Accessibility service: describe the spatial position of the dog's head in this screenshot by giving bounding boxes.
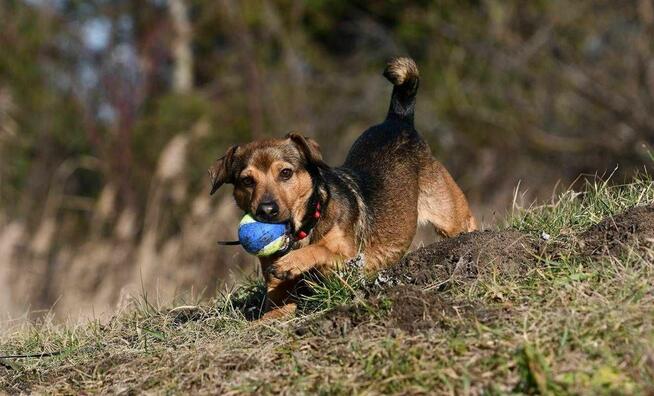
[208,133,325,229]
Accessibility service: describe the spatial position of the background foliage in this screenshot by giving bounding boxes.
[1,0,653,321]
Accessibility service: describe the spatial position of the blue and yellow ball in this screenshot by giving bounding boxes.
[238,214,291,257]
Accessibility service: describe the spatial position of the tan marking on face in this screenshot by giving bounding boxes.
[232,140,314,224]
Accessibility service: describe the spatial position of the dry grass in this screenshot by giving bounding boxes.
[2,176,654,394]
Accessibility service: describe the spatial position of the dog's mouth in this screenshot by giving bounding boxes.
[251,213,293,225]
[249,205,306,238]
[249,212,297,237]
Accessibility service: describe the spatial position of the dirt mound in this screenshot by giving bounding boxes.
[300,230,536,336]
[303,305,371,338]
[382,285,458,332]
[301,206,654,337]
[304,285,461,336]
[306,283,507,336]
[378,230,537,288]
[580,204,654,256]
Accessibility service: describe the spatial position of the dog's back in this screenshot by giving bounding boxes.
[342,58,475,270]
[345,57,424,173]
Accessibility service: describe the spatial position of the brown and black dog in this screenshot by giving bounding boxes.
[209,57,476,318]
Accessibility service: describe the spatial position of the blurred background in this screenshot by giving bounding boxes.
[2,0,654,323]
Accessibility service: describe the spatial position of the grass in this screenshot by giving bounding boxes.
[509,170,654,238]
[2,174,654,394]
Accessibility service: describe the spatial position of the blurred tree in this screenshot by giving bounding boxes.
[4,0,654,318]
[3,0,654,223]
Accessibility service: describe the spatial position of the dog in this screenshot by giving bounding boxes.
[209,57,476,319]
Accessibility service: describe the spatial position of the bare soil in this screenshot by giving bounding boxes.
[579,204,654,256]
[304,230,538,335]
[382,230,538,287]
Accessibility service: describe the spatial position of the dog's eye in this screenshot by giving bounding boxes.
[240,176,255,187]
[280,168,293,180]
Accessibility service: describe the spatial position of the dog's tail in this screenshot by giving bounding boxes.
[383,57,419,124]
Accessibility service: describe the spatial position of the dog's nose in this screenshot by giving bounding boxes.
[256,201,279,221]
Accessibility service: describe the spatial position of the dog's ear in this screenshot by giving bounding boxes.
[208,145,239,195]
[287,132,326,167]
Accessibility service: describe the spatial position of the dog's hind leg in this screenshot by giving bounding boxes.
[417,158,476,237]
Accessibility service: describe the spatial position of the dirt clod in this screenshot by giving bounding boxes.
[382,285,462,332]
[579,204,654,256]
[306,304,372,337]
[380,230,537,288]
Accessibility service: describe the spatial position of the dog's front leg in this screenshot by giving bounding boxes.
[257,246,335,320]
[261,226,356,319]
[259,249,333,320]
[256,257,298,320]
[269,244,340,281]
[261,277,296,320]
[258,248,335,321]
[270,225,357,280]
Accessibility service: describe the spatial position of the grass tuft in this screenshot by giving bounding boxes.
[298,262,367,314]
[509,171,654,239]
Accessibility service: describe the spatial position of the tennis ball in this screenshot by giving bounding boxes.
[238,214,291,257]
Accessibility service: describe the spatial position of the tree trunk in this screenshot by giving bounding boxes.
[169,0,193,93]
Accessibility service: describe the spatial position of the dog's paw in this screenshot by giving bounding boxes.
[268,255,304,281]
[257,303,297,322]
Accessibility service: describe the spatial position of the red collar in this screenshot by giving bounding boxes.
[294,201,321,240]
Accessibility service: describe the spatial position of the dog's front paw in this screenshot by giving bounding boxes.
[268,254,305,281]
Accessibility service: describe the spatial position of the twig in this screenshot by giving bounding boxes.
[0,350,65,370]
[0,350,63,359]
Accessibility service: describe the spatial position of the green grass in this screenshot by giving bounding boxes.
[297,263,367,314]
[2,174,654,394]
[509,170,654,239]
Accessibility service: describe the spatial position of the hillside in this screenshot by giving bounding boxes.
[2,176,654,394]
